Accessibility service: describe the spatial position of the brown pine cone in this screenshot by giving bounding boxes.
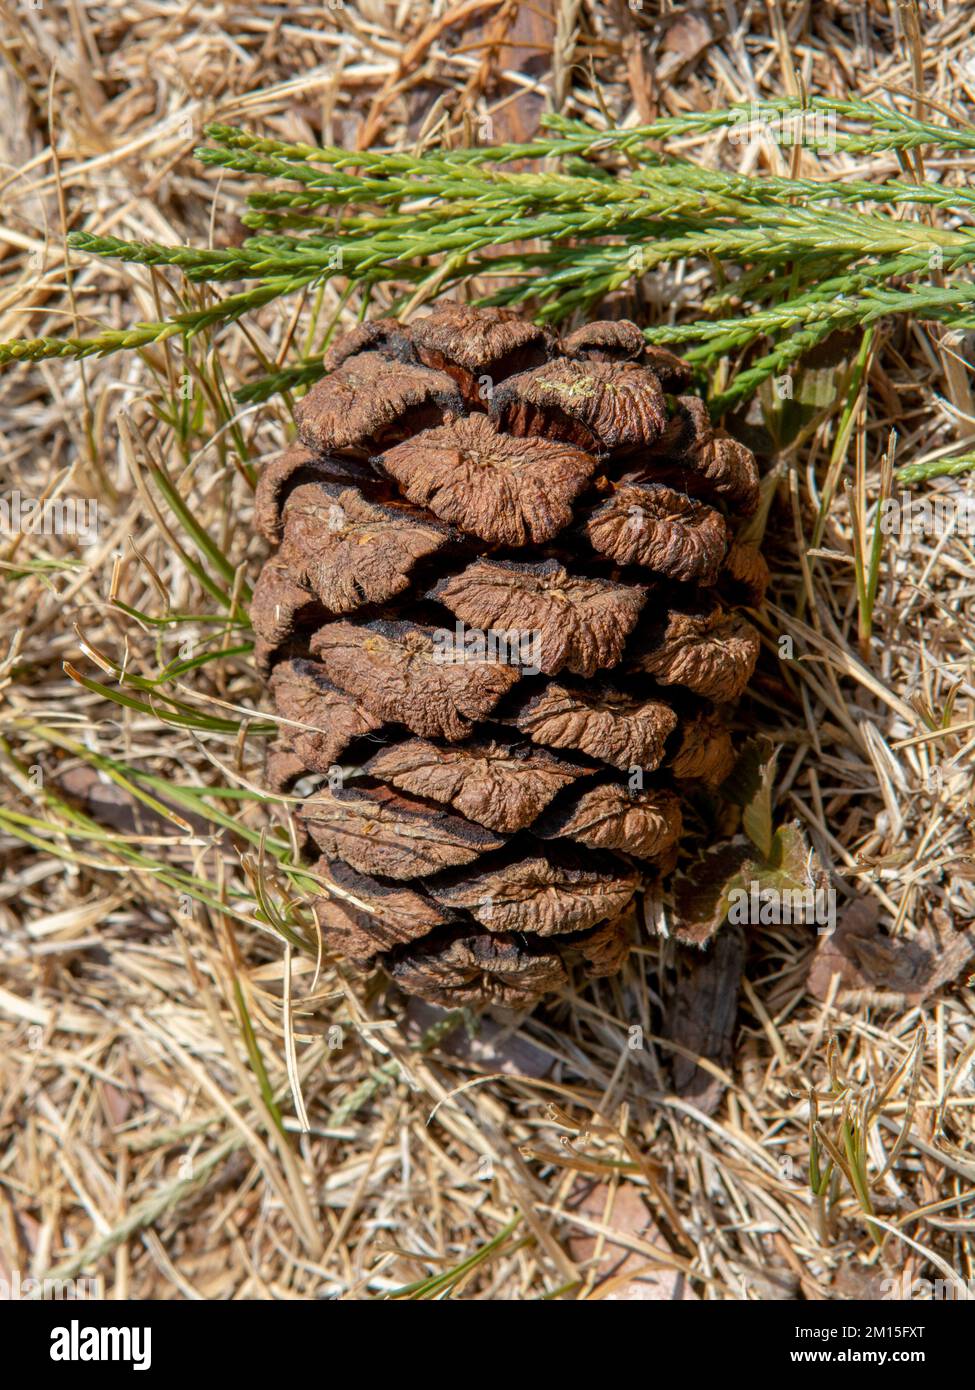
[251,304,765,1010]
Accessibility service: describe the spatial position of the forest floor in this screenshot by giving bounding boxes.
[1,0,974,1300]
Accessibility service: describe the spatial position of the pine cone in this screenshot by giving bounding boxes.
[251,304,765,1009]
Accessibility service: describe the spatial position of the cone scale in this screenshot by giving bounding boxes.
[251,304,766,1009]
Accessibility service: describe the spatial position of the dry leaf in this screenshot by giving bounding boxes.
[808,901,975,1005]
[566,1180,697,1301]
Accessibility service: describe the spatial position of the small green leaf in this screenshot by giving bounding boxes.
[720,736,774,808]
[758,329,858,450]
[721,737,778,859]
[673,837,755,945]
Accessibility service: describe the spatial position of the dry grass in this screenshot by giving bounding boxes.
[1,0,974,1301]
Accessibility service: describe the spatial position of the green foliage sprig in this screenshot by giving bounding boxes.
[4,95,975,474]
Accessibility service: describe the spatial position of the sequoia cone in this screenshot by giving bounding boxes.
[252,304,766,1009]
